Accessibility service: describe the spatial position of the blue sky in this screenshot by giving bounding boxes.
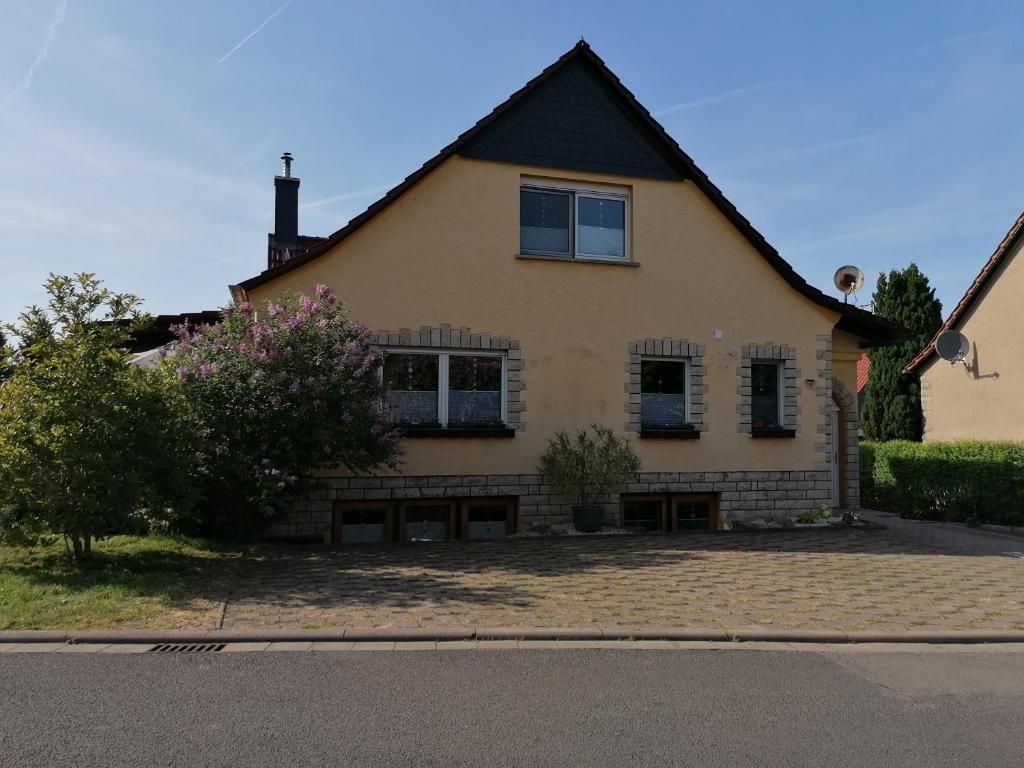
[1,0,1022,325]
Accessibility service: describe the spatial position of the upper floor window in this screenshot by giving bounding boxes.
[520,181,628,261]
[751,361,782,429]
[383,350,506,429]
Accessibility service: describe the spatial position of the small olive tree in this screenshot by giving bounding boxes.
[0,274,196,560]
[170,285,401,537]
[538,424,640,506]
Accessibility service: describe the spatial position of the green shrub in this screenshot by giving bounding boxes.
[169,285,400,538]
[859,441,876,508]
[0,274,198,560]
[860,440,1024,526]
[538,424,640,506]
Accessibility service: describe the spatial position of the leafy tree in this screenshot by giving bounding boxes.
[170,285,400,537]
[0,274,197,560]
[861,263,943,441]
[0,329,9,381]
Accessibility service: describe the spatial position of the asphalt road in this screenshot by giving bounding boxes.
[2,647,1023,767]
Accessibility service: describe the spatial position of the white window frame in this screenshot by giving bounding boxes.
[639,357,690,427]
[383,348,507,428]
[520,180,630,262]
[751,359,784,428]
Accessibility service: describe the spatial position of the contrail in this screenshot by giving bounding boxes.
[0,0,68,113]
[218,0,297,64]
[301,185,394,210]
[652,82,776,118]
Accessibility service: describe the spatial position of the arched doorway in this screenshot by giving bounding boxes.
[831,377,860,509]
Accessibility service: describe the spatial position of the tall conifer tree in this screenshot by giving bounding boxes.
[861,264,943,441]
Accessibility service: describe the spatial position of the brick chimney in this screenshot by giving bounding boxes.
[268,152,300,268]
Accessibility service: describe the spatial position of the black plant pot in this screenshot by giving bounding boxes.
[572,505,604,533]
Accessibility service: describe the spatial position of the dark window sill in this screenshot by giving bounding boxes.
[516,253,639,267]
[400,426,515,438]
[751,428,796,439]
[640,426,700,439]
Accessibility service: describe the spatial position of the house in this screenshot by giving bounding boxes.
[906,211,1024,441]
[119,311,222,367]
[856,353,870,411]
[233,41,902,542]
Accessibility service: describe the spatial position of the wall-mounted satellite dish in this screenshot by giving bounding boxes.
[935,329,970,364]
[833,265,865,303]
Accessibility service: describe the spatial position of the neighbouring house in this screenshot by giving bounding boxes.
[906,211,1024,441]
[123,311,222,367]
[856,353,870,412]
[233,41,902,542]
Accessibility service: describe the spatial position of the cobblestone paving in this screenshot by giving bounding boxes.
[222,515,1024,632]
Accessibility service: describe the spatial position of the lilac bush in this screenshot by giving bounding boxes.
[171,285,400,536]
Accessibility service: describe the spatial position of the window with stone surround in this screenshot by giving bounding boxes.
[738,344,800,437]
[383,350,505,429]
[627,338,705,437]
[750,361,782,429]
[372,326,524,435]
[641,359,688,428]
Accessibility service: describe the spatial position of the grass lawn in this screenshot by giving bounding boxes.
[0,536,239,630]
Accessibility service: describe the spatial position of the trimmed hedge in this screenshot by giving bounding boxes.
[860,440,1024,526]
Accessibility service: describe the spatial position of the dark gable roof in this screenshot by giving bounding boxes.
[906,211,1024,373]
[237,41,902,345]
[460,57,682,180]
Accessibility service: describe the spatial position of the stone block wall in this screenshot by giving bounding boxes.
[269,469,834,540]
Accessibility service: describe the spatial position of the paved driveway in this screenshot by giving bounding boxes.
[221,512,1024,633]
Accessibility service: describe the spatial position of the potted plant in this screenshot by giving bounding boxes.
[538,424,641,533]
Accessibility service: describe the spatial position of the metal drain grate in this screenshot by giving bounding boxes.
[147,643,226,653]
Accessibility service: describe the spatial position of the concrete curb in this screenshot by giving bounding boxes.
[4,627,1024,646]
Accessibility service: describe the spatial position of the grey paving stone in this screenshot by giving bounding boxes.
[56,644,111,653]
[6,643,66,653]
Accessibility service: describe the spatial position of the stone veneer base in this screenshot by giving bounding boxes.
[270,471,838,540]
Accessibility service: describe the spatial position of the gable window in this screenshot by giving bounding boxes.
[520,182,628,261]
[640,359,688,428]
[751,361,782,429]
[520,189,571,254]
[383,350,506,430]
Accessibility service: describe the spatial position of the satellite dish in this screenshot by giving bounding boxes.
[935,329,970,364]
[833,265,865,297]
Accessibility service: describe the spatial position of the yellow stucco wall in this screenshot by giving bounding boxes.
[832,330,861,410]
[920,236,1024,441]
[246,156,842,476]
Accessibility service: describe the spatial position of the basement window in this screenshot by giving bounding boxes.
[622,497,665,532]
[463,499,516,540]
[621,494,719,532]
[332,502,390,545]
[520,181,628,261]
[332,497,517,544]
[400,501,455,542]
